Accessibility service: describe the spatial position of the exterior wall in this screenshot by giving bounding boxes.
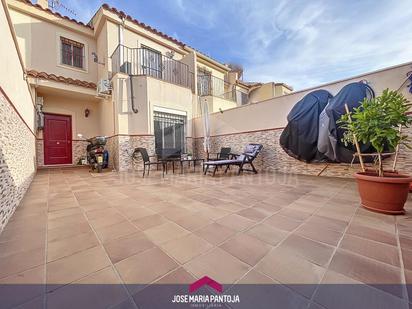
[110,74,193,171]
[9,4,98,83]
[0,0,36,233]
[275,84,293,96]
[202,96,237,113]
[249,82,275,103]
[193,62,412,178]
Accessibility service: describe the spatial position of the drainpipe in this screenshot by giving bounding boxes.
[129,76,138,113]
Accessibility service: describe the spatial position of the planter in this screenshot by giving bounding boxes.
[355,172,412,215]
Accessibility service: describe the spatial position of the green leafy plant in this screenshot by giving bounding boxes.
[339,89,411,176]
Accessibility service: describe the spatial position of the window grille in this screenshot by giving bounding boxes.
[153,111,186,154]
[61,37,84,69]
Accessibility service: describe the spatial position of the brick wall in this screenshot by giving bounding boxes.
[193,126,412,178]
[0,91,36,232]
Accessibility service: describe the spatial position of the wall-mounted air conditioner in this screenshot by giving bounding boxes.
[97,79,112,96]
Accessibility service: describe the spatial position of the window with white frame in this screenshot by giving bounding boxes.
[60,37,84,69]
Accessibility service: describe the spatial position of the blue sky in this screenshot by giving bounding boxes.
[56,0,412,90]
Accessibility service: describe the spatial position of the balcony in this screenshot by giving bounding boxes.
[197,74,248,106]
[111,45,194,90]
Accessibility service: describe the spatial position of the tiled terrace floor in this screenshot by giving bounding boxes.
[1,167,412,308]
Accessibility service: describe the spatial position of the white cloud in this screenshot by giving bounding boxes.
[60,0,412,90]
[236,0,412,89]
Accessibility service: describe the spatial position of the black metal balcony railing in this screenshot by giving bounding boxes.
[197,74,231,98]
[111,45,193,90]
[198,75,249,105]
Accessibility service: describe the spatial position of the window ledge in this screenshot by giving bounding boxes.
[57,63,88,74]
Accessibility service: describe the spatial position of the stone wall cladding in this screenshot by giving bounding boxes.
[106,136,118,170]
[0,92,36,233]
[193,126,412,178]
[117,135,155,172]
[36,139,88,167]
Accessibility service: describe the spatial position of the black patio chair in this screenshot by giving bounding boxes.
[207,147,232,161]
[132,148,165,177]
[203,144,263,176]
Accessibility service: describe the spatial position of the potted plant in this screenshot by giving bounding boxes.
[339,89,412,214]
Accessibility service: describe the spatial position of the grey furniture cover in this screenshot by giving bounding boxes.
[280,90,333,162]
[317,82,375,162]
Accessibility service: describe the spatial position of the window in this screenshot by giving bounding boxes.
[141,45,162,79]
[154,111,186,154]
[60,37,84,69]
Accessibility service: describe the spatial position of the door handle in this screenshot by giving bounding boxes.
[56,142,60,145]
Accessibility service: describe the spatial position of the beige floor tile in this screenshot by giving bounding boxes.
[184,248,250,284]
[46,246,111,287]
[346,223,397,246]
[121,207,157,221]
[216,214,256,232]
[265,214,302,232]
[0,265,45,309]
[88,213,126,229]
[160,206,194,221]
[47,232,99,262]
[155,267,196,284]
[160,234,213,264]
[0,247,45,279]
[246,224,288,246]
[306,215,348,233]
[237,269,275,284]
[278,234,335,267]
[132,214,168,230]
[47,267,129,309]
[0,233,45,258]
[94,221,139,243]
[47,221,93,243]
[194,223,236,245]
[295,223,343,246]
[143,222,190,244]
[255,247,326,298]
[329,249,402,285]
[197,207,231,220]
[339,234,400,267]
[174,213,213,231]
[237,208,267,221]
[220,233,271,266]
[277,208,312,221]
[115,247,178,286]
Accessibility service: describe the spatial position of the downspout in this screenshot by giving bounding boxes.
[129,76,138,113]
[118,16,138,114]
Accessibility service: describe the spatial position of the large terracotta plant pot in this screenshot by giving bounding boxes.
[355,172,412,215]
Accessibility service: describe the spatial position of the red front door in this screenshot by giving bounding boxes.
[44,113,72,165]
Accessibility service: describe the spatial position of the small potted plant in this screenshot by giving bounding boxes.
[187,152,193,160]
[339,89,412,214]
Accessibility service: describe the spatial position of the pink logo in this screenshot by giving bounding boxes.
[189,276,223,293]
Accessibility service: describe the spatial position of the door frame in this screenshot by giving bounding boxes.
[43,112,73,165]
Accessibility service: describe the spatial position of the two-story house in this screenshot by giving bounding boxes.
[7,0,293,171]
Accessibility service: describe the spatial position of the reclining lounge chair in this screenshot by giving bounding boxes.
[203,144,263,176]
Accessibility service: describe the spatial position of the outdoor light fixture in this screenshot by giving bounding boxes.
[84,108,90,118]
[91,52,105,65]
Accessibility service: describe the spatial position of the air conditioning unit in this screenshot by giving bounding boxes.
[97,79,112,96]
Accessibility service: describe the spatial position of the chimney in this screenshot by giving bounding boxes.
[37,0,48,9]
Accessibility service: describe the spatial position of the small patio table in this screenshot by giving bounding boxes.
[180,158,204,174]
